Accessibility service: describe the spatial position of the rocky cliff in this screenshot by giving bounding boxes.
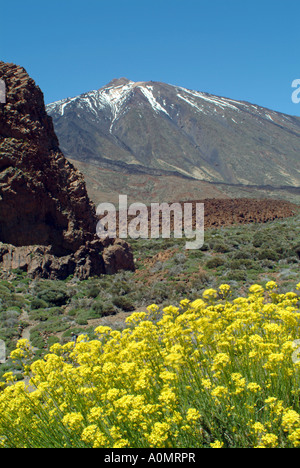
[0,62,134,279]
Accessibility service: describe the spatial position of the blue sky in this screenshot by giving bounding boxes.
[1,0,300,115]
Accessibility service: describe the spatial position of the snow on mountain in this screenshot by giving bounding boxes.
[48,79,286,126]
[48,80,167,120]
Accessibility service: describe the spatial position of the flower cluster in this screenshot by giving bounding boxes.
[0,282,300,448]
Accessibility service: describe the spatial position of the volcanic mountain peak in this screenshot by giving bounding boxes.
[47,78,167,119]
[103,77,135,88]
[47,78,300,188]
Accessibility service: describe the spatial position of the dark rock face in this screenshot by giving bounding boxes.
[0,62,135,278]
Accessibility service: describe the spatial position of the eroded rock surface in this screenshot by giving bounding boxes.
[0,62,135,278]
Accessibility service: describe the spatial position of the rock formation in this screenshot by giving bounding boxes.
[0,62,135,279]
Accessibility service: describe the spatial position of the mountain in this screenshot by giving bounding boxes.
[47,78,300,192]
[0,62,134,279]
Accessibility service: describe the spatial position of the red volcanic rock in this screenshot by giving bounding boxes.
[0,62,134,278]
[102,239,136,275]
[112,198,298,235]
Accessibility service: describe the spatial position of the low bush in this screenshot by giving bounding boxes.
[206,257,225,269]
[35,282,70,307]
[112,296,135,312]
[257,249,279,262]
[226,270,247,281]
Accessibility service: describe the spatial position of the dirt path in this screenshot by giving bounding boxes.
[18,310,38,350]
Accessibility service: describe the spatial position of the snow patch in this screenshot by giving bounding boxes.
[266,113,274,122]
[177,87,241,111]
[138,86,170,116]
[97,81,136,132]
[177,94,205,113]
[47,97,78,116]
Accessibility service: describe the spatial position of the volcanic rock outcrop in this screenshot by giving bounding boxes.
[0,62,134,279]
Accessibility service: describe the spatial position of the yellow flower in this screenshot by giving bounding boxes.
[147,304,160,313]
[113,438,130,448]
[210,440,224,448]
[218,284,231,299]
[260,433,278,448]
[81,425,108,448]
[2,372,16,384]
[62,412,84,432]
[10,339,32,361]
[201,378,212,390]
[147,422,170,447]
[159,370,177,382]
[186,408,201,423]
[288,428,300,447]
[212,353,230,371]
[249,284,264,295]
[180,299,191,308]
[252,422,266,434]
[190,298,205,309]
[263,353,285,370]
[282,410,300,432]
[266,281,278,291]
[203,288,218,301]
[94,326,112,336]
[158,387,177,406]
[247,382,261,393]
[211,386,229,399]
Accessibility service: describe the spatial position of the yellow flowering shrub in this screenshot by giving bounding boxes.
[0,282,300,448]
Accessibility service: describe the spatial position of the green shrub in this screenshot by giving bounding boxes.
[227,258,255,270]
[257,249,279,261]
[86,286,101,299]
[211,242,231,253]
[252,232,272,248]
[29,307,63,322]
[187,250,205,259]
[0,281,15,293]
[31,317,70,336]
[30,330,45,349]
[35,282,70,307]
[76,317,88,325]
[90,301,103,314]
[206,257,225,269]
[101,302,118,316]
[112,296,135,312]
[226,270,247,281]
[232,250,252,260]
[30,298,48,310]
[47,336,60,349]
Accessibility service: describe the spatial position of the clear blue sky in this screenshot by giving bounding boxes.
[1,0,300,115]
